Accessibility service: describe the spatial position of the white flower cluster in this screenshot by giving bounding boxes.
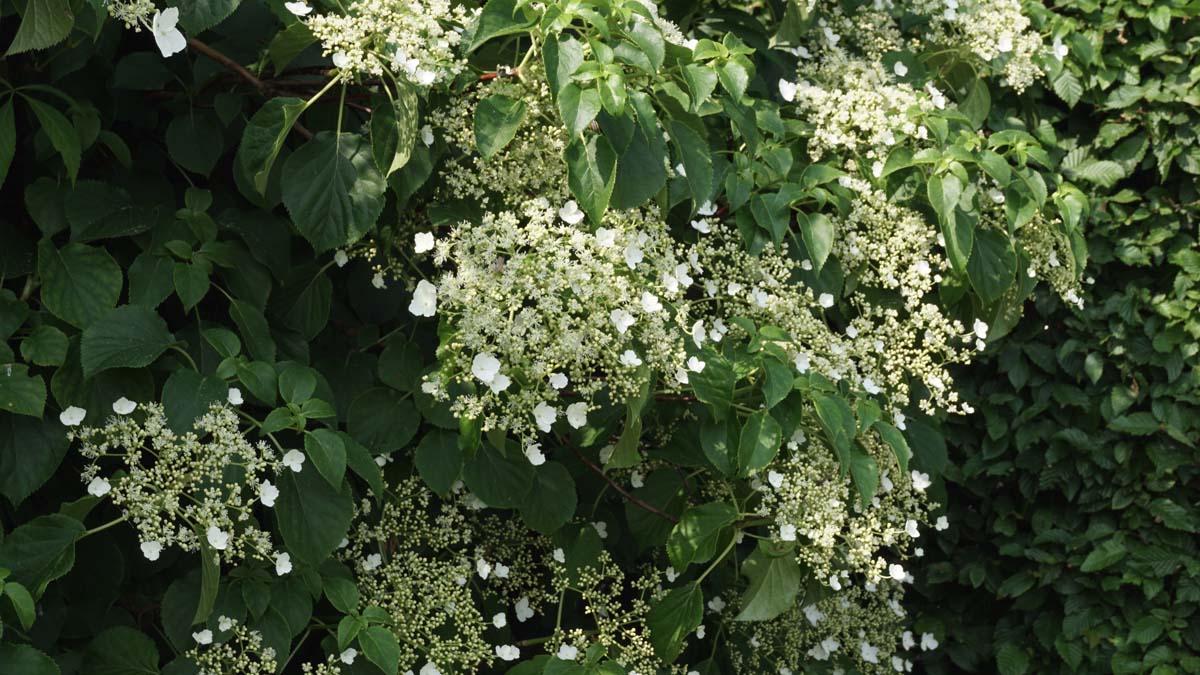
[920,0,1045,91]
[74,402,289,566]
[304,0,470,84]
[418,200,688,439]
[188,616,278,675]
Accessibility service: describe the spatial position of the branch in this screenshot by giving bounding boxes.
[571,447,679,524]
[187,37,314,140]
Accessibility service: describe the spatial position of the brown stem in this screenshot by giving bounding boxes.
[187,37,314,140]
[571,447,679,524]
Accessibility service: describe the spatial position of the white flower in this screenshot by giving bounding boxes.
[686,356,706,373]
[829,574,842,591]
[532,403,557,432]
[779,524,797,541]
[803,604,825,626]
[920,633,939,651]
[935,515,950,531]
[371,272,386,289]
[206,526,229,551]
[113,397,137,415]
[690,218,712,234]
[192,629,213,645]
[910,471,931,491]
[420,663,442,675]
[707,596,726,612]
[552,644,579,662]
[282,449,305,472]
[893,61,908,77]
[339,648,357,665]
[493,612,507,628]
[905,519,920,538]
[619,350,642,367]
[674,163,686,177]
[696,624,706,638]
[334,250,349,267]
[872,161,884,178]
[794,352,811,373]
[610,309,636,334]
[823,25,840,45]
[514,597,534,622]
[218,616,234,631]
[408,280,438,317]
[259,480,279,507]
[548,373,568,389]
[332,52,352,69]
[87,476,111,497]
[818,293,835,308]
[697,200,717,216]
[630,470,644,488]
[363,553,382,571]
[476,558,492,579]
[495,645,520,661]
[414,231,435,253]
[566,402,588,429]
[494,562,509,578]
[284,1,312,15]
[861,641,880,664]
[666,566,678,582]
[778,79,798,102]
[558,200,586,224]
[152,9,186,58]
[1053,36,1069,61]
[552,548,565,563]
[227,387,244,406]
[592,521,608,538]
[691,320,706,347]
[141,541,163,561]
[59,406,86,426]
[275,552,292,575]
[524,443,546,466]
[640,292,662,313]
[894,412,907,430]
[595,227,616,247]
[973,319,989,340]
[471,353,502,384]
[489,373,511,394]
[767,471,784,489]
[420,125,435,146]
[598,444,615,464]
[624,242,644,269]
[863,378,881,395]
[997,32,1013,52]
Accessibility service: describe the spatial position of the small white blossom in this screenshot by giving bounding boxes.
[284,1,312,15]
[339,648,357,665]
[935,515,950,531]
[60,406,86,426]
[893,61,908,76]
[282,449,305,472]
[515,597,534,622]
[687,356,706,373]
[152,9,186,58]
[610,309,636,334]
[495,645,520,661]
[414,231,435,253]
[471,353,502,384]
[818,293,835,308]
[420,125,435,146]
[779,523,797,541]
[493,612,507,628]
[408,280,438,317]
[524,443,546,466]
[558,201,585,224]
[707,596,726,612]
[334,250,349,267]
[275,552,292,575]
[227,388,243,406]
[557,644,579,661]
[141,541,162,561]
[641,292,663,313]
[778,79,798,102]
[905,520,920,538]
[566,402,588,429]
[259,480,279,507]
[532,403,557,432]
[87,476,111,497]
[619,350,642,367]
[592,521,608,538]
[113,397,137,415]
[193,629,213,645]
[363,553,382,571]
[548,373,568,390]
[206,526,229,551]
[921,633,939,650]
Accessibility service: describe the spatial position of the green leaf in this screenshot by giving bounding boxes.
[735,543,801,621]
[229,299,276,363]
[689,353,735,416]
[25,97,80,183]
[238,97,306,195]
[799,212,834,272]
[0,364,47,418]
[873,422,910,474]
[558,84,602,138]
[737,411,782,477]
[670,120,713,208]
[1109,412,1159,436]
[171,0,239,32]
[38,239,123,329]
[848,448,879,507]
[518,461,577,534]
[0,513,84,597]
[475,94,527,160]
[359,625,401,675]
[80,305,175,379]
[21,324,68,366]
[960,79,990,128]
[0,101,15,189]
[1129,615,1165,644]
[267,21,316,74]
[667,501,737,569]
[626,19,664,71]
[160,369,225,434]
[371,84,419,175]
[1079,537,1126,572]
[700,418,735,475]
[0,414,70,505]
[996,643,1030,675]
[194,539,219,625]
[347,387,420,452]
[276,464,354,565]
[928,173,972,272]
[682,65,718,113]
[415,429,463,494]
[1052,69,1083,108]
[305,428,347,488]
[565,134,617,225]
[6,0,73,56]
[966,228,1016,304]
[462,441,534,508]
[4,580,37,629]
[543,34,584,96]
[83,626,160,675]
[324,577,359,614]
[282,131,386,252]
[469,0,535,52]
[165,111,224,176]
[172,261,209,310]
[647,582,704,662]
[812,392,855,469]
[0,643,59,675]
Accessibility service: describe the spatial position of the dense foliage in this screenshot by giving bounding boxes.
[0,0,1193,674]
[915,1,1200,673]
